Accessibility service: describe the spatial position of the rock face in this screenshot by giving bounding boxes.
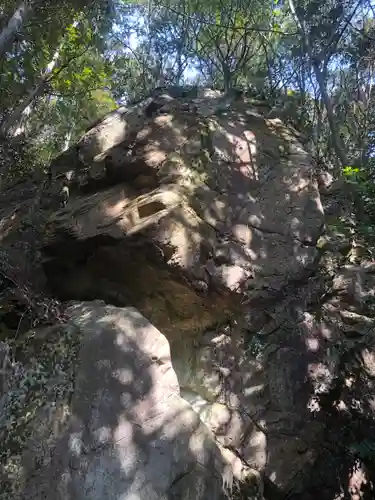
[43,87,323,352]
[19,302,234,500]
[34,87,327,497]
[45,87,323,295]
[2,87,347,499]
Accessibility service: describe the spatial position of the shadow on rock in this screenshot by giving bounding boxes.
[18,302,232,500]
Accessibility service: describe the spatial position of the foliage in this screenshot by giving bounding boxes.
[0,0,374,177]
[349,439,375,461]
[342,163,375,245]
[0,322,80,499]
[0,0,116,167]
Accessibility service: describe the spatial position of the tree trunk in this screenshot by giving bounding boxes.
[62,128,73,152]
[0,21,79,137]
[313,63,348,166]
[0,81,46,136]
[222,63,231,93]
[0,1,33,59]
[287,0,348,168]
[176,48,183,86]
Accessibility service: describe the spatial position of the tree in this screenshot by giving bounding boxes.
[0,1,34,59]
[0,0,115,137]
[286,0,362,167]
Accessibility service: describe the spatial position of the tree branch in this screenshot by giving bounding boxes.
[163,4,297,36]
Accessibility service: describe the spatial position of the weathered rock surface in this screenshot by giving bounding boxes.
[44,87,323,302]
[4,87,375,500]
[41,87,324,370]
[17,302,236,500]
[32,87,326,497]
[174,318,322,496]
[171,256,375,498]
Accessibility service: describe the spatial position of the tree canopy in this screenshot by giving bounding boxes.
[1,0,375,216]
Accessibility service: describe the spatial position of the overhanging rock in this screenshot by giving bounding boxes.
[44,87,324,301]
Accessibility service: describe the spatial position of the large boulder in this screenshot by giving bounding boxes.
[29,88,327,497]
[42,87,324,353]
[13,302,239,500]
[0,87,332,499]
[44,87,323,295]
